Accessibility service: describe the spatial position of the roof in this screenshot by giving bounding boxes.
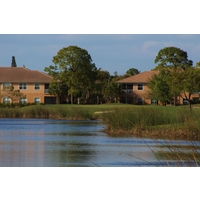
[118,70,159,83]
[0,67,53,83]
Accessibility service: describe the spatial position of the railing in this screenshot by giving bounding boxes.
[192,92,200,95]
[44,89,49,94]
[123,89,133,93]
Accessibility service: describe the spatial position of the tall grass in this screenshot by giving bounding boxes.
[0,105,94,120]
[102,106,200,140]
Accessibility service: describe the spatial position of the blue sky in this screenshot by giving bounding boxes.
[1,34,200,75]
[1,1,200,76]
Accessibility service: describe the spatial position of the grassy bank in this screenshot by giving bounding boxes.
[0,103,134,120]
[1,104,200,140]
[102,106,200,140]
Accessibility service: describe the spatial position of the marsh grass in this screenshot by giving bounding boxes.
[152,140,200,166]
[54,107,93,120]
[102,106,200,140]
[0,105,94,120]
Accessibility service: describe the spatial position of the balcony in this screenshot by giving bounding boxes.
[123,89,133,94]
[44,89,49,94]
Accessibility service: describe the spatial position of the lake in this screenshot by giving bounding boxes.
[0,118,199,167]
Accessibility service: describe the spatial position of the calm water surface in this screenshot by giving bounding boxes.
[0,119,199,167]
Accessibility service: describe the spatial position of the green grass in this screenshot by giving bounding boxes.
[101,105,200,140]
[1,103,200,140]
[0,103,136,120]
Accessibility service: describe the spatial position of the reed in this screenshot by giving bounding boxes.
[102,106,200,140]
[0,107,22,118]
[152,139,200,166]
[0,105,94,120]
[54,106,93,120]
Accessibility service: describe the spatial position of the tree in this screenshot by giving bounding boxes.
[154,47,193,70]
[11,56,17,67]
[125,68,140,76]
[102,75,123,103]
[153,47,193,106]
[44,46,98,104]
[48,78,68,104]
[196,62,200,67]
[93,69,111,103]
[0,85,25,105]
[179,67,200,112]
[147,70,172,105]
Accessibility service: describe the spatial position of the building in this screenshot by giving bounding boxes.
[118,71,158,104]
[118,70,200,105]
[0,66,56,104]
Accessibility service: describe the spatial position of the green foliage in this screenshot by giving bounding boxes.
[147,70,172,105]
[149,46,199,108]
[196,62,200,67]
[102,106,200,140]
[125,68,140,76]
[181,67,200,95]
[44,46,98,104]
[154,46,193,70]
[0,85,26,104]
[102,76,123,103]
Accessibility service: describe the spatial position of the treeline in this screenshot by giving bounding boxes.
[147,47,200,111]
[44,45,139,104]
[45,45,200,107]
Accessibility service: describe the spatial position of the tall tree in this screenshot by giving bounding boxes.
[153,47,193,105]
[147,70,172,105]
[125,68,140,76]
[93,69,111,103]
[196,61,200,67]
[154,47,193,70]
[180,67,200,112]
[102,75,123,103]
[44,46,97,104]
[11,56,17,67]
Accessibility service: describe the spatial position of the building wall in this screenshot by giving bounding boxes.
[120,82,200,105]
[121,83,151,104]
[0,82,54,104]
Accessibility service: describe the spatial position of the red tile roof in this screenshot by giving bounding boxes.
[118,70,159,83]
[0,67,53,83]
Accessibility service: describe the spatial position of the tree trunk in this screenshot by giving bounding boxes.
[56,95,60,104]
[188,94,192,114]
[71,94,73,104]
[174,94,176,106]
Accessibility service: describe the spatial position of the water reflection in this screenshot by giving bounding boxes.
[0,119,199,167]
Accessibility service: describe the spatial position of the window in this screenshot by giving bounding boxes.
[3,83,12,89]
[138,98,143,104]
[34,98,40,104]
[19,83,27,90]
[122,84,133,93]
[183,98,189,104]
[44,84,49,94]
[122,84,133,90]
[137,84,143,90]
[34,83,40,90]
[151,99,158,104]
[3,97,11,104]
[20,98,27,104]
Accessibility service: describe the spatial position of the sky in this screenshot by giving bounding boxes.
[1,1,200,77]
[1,34,200,75]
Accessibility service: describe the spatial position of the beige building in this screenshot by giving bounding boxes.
[118,71,158,104]
[0,66,56,104]
[118,70,200,105]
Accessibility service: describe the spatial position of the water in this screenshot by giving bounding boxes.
[0,118,199,167]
